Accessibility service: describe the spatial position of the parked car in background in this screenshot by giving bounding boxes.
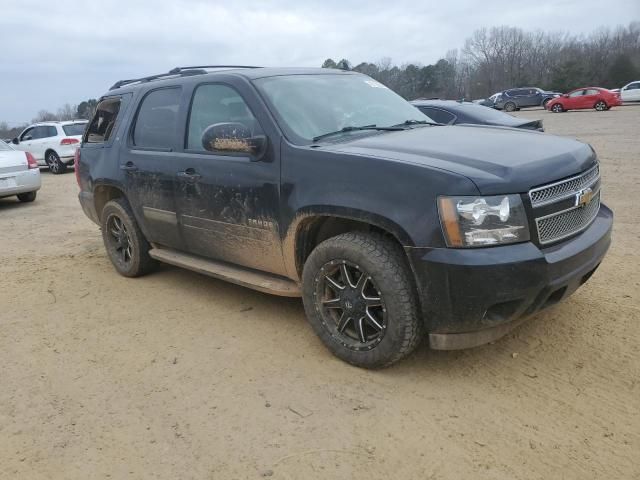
[412,100,544,131]
[473,93,501,108]
[0,140,41,203]
[11,120,87,174]
[546,87,622,112]
[620,81,640,102]
[77,66,611,368]
[494,87,561,111]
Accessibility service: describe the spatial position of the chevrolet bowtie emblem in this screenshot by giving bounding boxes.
[576,187,594,207]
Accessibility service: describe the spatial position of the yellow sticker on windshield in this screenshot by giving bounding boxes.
[364,80,387,89]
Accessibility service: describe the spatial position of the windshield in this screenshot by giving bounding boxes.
[254,74,433,144]
[0,140,13,151]
[63,123,87,136]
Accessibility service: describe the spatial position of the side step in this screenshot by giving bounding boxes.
[148,248,301,297]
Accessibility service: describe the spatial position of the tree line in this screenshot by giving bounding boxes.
[322,22,640,100]
[0,99,98,139]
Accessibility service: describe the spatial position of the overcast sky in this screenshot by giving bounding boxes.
[1,0,638,123]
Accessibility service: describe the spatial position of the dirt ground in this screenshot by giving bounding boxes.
[1,105,639,480]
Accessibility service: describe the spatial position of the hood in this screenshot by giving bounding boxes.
[321,125,596,195]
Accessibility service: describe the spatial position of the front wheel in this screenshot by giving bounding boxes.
[45,151,66,174]
[101,198,156,277]
[302,232,423,369]
[551,103,564,113]
[595,101,607,111]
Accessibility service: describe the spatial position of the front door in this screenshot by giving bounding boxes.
[173,82,285,275]
[121,86,184,250]
[566,89,586,109]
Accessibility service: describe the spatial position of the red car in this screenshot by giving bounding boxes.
[546,87,622,112]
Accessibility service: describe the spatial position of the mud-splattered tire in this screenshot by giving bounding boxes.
[101,198,156,277]
[302,232,423,369]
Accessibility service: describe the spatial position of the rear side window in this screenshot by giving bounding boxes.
[63,123,87,136]
[568,90,585,98]
[585,89,599,95]
[85,98,122,143]
[133,88,181,149]
[418,107,455,125]
[47,126,58,137]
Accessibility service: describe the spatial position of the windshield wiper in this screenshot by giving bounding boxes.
[312,125,403,142]
[391,119,442,127]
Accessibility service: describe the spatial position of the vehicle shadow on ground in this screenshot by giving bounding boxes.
[0,197,30,211]
[147,261,578,377]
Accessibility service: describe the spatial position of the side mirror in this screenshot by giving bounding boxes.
[201,122,266,160]
[11,137,19,144]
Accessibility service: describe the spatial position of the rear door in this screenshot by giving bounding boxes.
[622,82,640,102]
[172,81,285,275]
[121,87,185,250]
[580,89,599,109]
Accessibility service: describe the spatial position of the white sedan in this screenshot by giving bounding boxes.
[0,141,41,203]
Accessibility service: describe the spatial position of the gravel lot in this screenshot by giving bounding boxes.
[1,105,638,479]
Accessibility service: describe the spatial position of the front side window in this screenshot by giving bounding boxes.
[85,98,122,143]
[186,84,261,152]
[254,74,430,144]
[20,127,35,141]
[132,88,181,149]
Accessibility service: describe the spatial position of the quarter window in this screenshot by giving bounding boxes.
[85,97,122,143]
[133,88,181,149]
[186,84,261,152]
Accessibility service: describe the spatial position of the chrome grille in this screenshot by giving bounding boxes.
[535,191,601,245]
[529,164,599,206]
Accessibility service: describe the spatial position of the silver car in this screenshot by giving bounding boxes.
[0,141,41,203]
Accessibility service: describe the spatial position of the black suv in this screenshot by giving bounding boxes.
[494,87,561,111]
[77,66,612,368]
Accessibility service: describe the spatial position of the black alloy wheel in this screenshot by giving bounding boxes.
[315,259,387,351]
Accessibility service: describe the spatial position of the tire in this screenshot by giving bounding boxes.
[45,151,66,174]
[595,100,607,111]
[17,191,36,202]
[551,103,564,113]
[302,232,423,369]
[504,102,517,112]
[100,198,156,277]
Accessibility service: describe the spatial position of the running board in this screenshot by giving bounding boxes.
[148,248,301,297]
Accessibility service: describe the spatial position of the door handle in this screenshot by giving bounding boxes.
[177,168,202,183]
[120,162,138,172]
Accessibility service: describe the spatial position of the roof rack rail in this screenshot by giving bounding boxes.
[109,65,262,90]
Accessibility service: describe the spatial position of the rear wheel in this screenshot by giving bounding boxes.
[101,198,156,277]
[595,100,607,111]
[551,103,564,113]
[17,191,36,202]
[302,232,423,369]
[504,102,517,112]
[45,151,66,174]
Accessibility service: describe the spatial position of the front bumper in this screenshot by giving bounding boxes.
[406,204,613,350]
[0,168,41,197]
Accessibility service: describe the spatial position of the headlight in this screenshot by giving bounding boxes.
[438,195,530,247]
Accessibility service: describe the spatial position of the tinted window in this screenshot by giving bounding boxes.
[133,88,181,149]
[418,107,455,124]
[63,123,87,136]
[627,83,640,90]
[85,97,121,143]
[30,126,51,139]
[46,126,58,137]
[186,84,261,152]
